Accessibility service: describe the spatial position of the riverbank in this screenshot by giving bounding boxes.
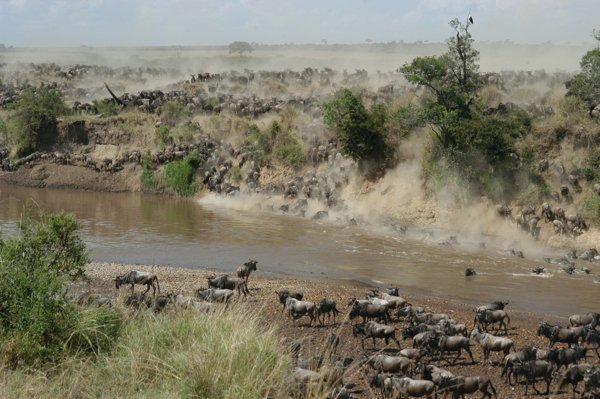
[77,262,590,399]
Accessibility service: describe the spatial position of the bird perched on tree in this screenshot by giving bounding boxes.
[468,15,474,24]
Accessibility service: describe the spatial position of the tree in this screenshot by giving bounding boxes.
[9,87,70,156]
[228,41,253,56]
[399,17,482,147]
[322,88,390,169]
[566,30,600,115]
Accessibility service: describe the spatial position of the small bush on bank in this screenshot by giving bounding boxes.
[160,101,186,126]
[8,87,70,157]
[140,151,157,190]
[581,194,600,225]
[92,99,120,117]
[226,165,242,183]
[164,150,202,196]
[154,125,170,147]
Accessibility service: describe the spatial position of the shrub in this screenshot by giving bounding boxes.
[164,150,202,196]
[140,151,157,190]
[581,194,600,225]
[92,99,120,117]
[154,125,170,147]
[275,143,304,168]
[160,101,186,126]
[0,212,93,365]
[226,165,242,183]
[8,87,70,156]
[243,123,273,165]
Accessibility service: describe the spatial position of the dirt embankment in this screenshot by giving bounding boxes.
[80,262,593,399]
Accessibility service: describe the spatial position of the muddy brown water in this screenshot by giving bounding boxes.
[0,184,598,318]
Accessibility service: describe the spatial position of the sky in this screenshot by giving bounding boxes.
[0,0,599,47]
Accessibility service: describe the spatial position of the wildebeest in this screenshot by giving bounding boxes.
[569,312,600,327]
[275,290,303,313]
[425,334,475,364]
[196,288,234,303]
[556,363,596,398]
[556,346,588,370]
[236,259,258,287]
[349,301,391,324]
[510,360,555,396]
[474,309,510,333]
[470,328,515,363]
[372,373,436,399]
[75,292,112,308]
[167,293,216,313]
[115,270,160,296]
[475,300,509,313]
[352,321,401,350]
[420,363,455,389]
[537,322,587,347]
[365,354,416,375]
[285,297,317,326]
[440,375,498,399]
[501,346,537,383]
[207,275,249,297]
[585,329,600,358]
[316,299,340,325]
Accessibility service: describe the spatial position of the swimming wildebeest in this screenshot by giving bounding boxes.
[115,270,160,296]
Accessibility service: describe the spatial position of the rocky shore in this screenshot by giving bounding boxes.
[77,262,591,399]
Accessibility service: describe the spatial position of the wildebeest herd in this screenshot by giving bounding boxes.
[74,261,599,399]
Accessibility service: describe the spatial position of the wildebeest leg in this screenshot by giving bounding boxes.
[452,349,461,365]
[393,337,401,349]
[143,283,151,295]
[466,346,475,364]
[130,283,135,295]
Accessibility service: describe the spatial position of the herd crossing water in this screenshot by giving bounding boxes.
[0,184,597,318]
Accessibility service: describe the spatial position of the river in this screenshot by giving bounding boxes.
[0,184,597,318]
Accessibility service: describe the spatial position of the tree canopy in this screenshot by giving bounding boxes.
[566,30,600,114]
[228,41,253,56]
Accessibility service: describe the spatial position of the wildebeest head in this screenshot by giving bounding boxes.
[352,324,365,337]
[244,259,258,271]
[115,275,126,289]
[385,287,399,296]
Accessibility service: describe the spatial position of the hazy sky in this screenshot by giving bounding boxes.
[1,0,599,47]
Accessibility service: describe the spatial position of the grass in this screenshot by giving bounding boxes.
[581,194,600,226]
[0,305,293,399]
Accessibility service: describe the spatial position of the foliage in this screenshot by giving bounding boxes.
[228,41,254,56]
[154,125,170,147]
[399,18,482,147]
[160,101,186,126]
[140,151,157,190]
[385,103,423,142]
[92,99,120,117]
[8,87,70,156]
[581,147,600,181]
[322,88,391,168]
[581,194,600,226]
[566,31,600,114]
[226,165,243,183]
[243,121,305,167]
[0,307,292,398]
[0,212,119,366]
[164,150,202,196]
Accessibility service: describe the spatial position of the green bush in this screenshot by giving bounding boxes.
[160,101,186,126]
[581,194,600,225]
[243,123,273,164]
[0,212,94,366]
[322,88,391,169]
[8,87,70,156]
[226,165,243,183]
[154,125,170,147]
[140,151,157,190]
[164,150,202,196]
[92,99,120,117]
[275,143,304,168]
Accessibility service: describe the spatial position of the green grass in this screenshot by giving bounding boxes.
[0,306,293,399]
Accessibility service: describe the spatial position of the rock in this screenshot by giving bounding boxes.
[465,268,476,276]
